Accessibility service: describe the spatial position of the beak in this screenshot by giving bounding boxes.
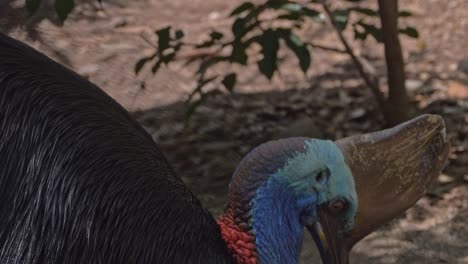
[335,114,449,249]
[306,207,349,264]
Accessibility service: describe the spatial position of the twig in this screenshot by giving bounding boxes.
[174,40,346,61]
[306,42,347,53]
[175,49,223,60]
[139,33,157,48]
[321,2,386,108]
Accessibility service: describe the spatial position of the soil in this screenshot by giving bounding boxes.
[1,0,467,263]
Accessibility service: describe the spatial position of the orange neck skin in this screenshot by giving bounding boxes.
[217,212,258,264]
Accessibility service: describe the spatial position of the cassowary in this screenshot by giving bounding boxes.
[0,33,449,264]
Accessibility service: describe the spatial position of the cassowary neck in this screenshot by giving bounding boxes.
[217,176,304,264]
[217,138,309,264]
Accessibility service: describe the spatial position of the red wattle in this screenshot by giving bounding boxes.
[217,213,258,264]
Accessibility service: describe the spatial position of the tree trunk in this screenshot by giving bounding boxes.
[378,0,410,125]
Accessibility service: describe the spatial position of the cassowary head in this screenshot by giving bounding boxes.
[218,115,448,264]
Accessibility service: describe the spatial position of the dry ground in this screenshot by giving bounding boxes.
[1,0,467,263]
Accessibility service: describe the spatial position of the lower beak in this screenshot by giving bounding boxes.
[306,208,349,264]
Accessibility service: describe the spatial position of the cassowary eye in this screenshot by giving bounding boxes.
[328,199,347,215]
[315,168,330,184]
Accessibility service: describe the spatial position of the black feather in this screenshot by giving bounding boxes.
[0,33,234,264]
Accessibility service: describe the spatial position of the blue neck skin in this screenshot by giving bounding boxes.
[251,175,316,264]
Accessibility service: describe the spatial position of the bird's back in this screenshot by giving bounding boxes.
[0,33,233,264]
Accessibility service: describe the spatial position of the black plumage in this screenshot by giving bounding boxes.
[0,33,234,264]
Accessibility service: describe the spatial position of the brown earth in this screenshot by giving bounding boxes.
[1,0,467,263]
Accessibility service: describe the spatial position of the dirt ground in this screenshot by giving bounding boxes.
[1,0,467,263]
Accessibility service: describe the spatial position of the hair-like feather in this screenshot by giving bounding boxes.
[0,33,234,264]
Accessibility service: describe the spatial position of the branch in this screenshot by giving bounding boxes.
[175,49,223,60]
[321,2,386,108]
[377,0,409,124]
[306,42,347,53]
[172,40,347,62]
[140,33,157,48]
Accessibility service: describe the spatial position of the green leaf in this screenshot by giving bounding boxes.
[283,32,311,73]
[156,26,171,53]
[232,15,260,41]
[230,41,248,65]
[210,31,224,40]
[257,29,279,79]
[399,27,419,38]
[230,2,255,16]
[222,73,237,92]
[280,3,320,18]
[302,7,320,18]
[196,40,215,48]
[134,53,157,74]
[352,7,378,17]
[277,13,303,21]
[134,59,148,75]
[266,0,289,9]
[161,52,176,65]
[175,30,185,39]
[398,10,413,17]
[353,27,368,40]
[232,17,245,37]
[281,3,302,12]
[151,60,163,74]
[358,22,382,42]
[55,0,74,22]
[332,9,350,31]
[26,0,42,15]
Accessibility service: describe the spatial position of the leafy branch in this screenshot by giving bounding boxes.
[135,0,419,118]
